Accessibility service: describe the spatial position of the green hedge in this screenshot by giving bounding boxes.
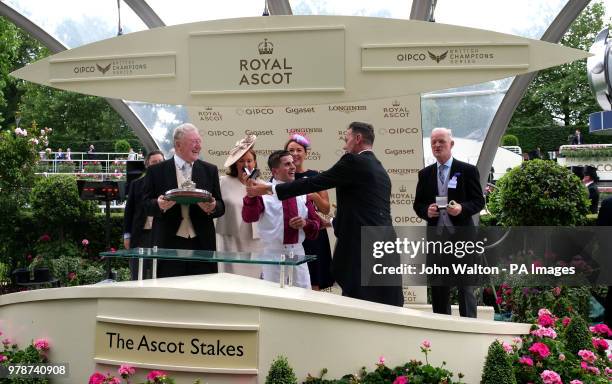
[505,125,612,153]
[7,212,125,271]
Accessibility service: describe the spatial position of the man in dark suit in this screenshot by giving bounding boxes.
[247,122,403,306]
[123,150,164,279]
[583,165,599,214]
[571,128,584,145]
[144,123,225,277]
[413,128,485,317]
[596,197,612,327]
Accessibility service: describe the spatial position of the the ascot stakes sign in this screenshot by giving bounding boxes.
[94,318,258,373]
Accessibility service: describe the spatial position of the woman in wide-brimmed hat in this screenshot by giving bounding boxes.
[216,135,262,278]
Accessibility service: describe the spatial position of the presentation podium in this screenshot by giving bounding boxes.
[0,273,529,383]
[101,248,314,286]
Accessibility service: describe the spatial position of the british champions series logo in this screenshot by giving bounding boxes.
[239,39,292,86]
[96,63,111,74]
[428,50,448,63]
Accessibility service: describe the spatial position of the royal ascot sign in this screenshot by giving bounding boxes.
[94,319,258,373]
[189,27,345,94]
[11,16,588,106]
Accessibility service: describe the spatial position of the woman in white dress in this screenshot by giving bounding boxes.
[215,135,262,278]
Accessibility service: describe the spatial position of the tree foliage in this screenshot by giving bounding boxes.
[0,16,47,128]
[510,2,608,128]
[0,16,139,152]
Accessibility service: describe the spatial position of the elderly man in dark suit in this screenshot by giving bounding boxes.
[247,122,403,306]
[123,150,164,279]
[413,127,485,317]
[144,123,225,277]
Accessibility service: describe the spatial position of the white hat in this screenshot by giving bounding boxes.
[223,135,257,168]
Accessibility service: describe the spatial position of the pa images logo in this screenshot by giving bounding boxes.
[428,50,448,63]
[96,63,111,75]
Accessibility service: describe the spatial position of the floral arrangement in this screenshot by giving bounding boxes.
[83,161,103,173]
[88,365,203,384]
[559,144,612,158]
[305,340,463,383]
[486,308,612,383]
[0,329,50,383]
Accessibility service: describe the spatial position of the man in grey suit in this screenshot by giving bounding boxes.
[247,122,403,306]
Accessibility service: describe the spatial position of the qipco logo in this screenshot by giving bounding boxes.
[236,107,274,116]
[207,130,234,137]
[378,127,419,135]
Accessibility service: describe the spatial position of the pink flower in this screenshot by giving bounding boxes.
[592,337,609,351]
[26,254,32,261]
[67,272,76,281]
[118,364,135,377]
[589,323,612,337]
[0,354,7,362]
[82,239,89,246]
[39,234,51,242]
[570,381,583,384]
[146,370,166,381]
[530,326,557,339]
[605,367,612,377]
[88,372,106,384]
[502,342,513,353]
[512,337,522,344]
[33,338,49,351]
[578,349,596,364]
[537,308,552,316]
[540,370,562,384]
[495,296,503,305]
[537,313,555,327]
[562,317,571,327]
[552,287,561,296]
[421,340,431,349]
[393,376,408,384]
[518,356,533,366]
[558,353,565,361]
[2,338,11,346]
[377,356,385,365]
[110,248,116,253]
[108,378,121,384]
[528,342,550,359]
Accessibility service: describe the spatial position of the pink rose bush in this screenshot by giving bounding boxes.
[89,366,177,384]
[509,309,612,384]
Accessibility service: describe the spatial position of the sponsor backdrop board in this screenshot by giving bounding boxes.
[187,94,423,225]
[188,95,426,302]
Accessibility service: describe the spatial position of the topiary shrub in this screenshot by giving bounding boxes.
[266,356,297,384]
[114,139,130,153]
[564,313,591,355]
[488,160,590,226]
[501,134,519,147]
[481,340,516,384]
[29,175,97,241]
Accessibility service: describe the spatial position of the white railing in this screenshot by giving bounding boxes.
[35,152,140,180]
